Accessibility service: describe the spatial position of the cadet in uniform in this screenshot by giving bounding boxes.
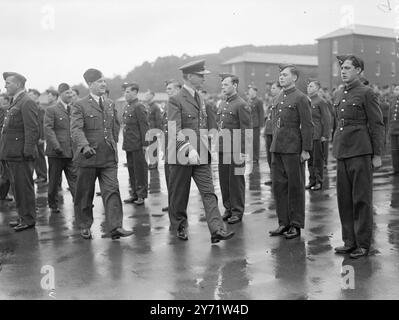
[162,79,182,213]
[167,60,234,243]
[217,73,252,224]
[269,65,313,239]
[44,83,77,213]
[0,72,40,231]
[71,68,133,240]
[122,82,149,205]
[389,84,399,174]
[247,85,264,163]
[306,80,330,191]
[263,81,281,186]
[146,91,162,169]
[0,94,12,201]
[333,55,384,259]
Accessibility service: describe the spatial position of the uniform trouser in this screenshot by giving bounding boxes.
[308,139,324,185]
[47,157,77,208]
[74,165,123,232]
[322,140,329,166]
[6,160,36,225]
[168,164,224,234]
[391,135,399,173]
[126,150,148,199]
[265,134,273,171]
[34,143,47,180]
[0,160,11,199]
[271,153,305,228]
[253,127,260,162]
[218,153,245,218]
[337,155,373,249]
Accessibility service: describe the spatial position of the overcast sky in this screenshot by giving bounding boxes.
[0,0,397,91]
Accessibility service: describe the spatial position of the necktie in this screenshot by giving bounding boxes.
[67,104,71,115]
[194,92,201,107]
[99,97,104,111]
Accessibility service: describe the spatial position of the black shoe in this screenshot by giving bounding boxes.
[349,247,369,259]
[110,227,134,240]
[14,223,35,232]
[284,226,301,239]
[123,197,138,203]
[269,225,289,236]
[50,207,60,213]
[211,230,235,244]
[162,206,169,212]
[334,246,356,254]
[222,210,232,221]
[133,198,144,205]
[176,227,188,241]
[264,180,272,186]
[305,183,315,190]
[81,228,92,239]
[9,219,22,227]
[311,183,322,191]
[227,216,242,224]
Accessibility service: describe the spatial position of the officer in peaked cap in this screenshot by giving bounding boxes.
[0,71,40,232]
[332,54,384,259]
[166,59,235,243]
[216,73,252,225]
[70,68,133,240]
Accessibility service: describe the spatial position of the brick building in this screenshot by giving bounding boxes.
[221,52,318,97]
[317,24,399,90]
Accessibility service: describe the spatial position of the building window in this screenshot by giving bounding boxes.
[376,62,381,77]
[332,40,338,54]
[392,62,396,77]
[360,40,364,53]
[376,44,381,54]
[393,42,396,55]
[332,61,339,77]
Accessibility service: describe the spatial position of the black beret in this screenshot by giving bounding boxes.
[28,88,41,96]
[278,64,296,72]
[83,68,103,84]
[179,59,211,75]
[122,82,139,91]
[46,88,58,96]
[58,83,70,94]
[336,55,364,71]
[3,72,27,85]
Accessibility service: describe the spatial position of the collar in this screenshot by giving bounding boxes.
[183,84,196,98]
[283,86,296,95]
[344,79,361,91]
[13,89,25,101]
[90,92,103,104]
[58,98,69,109]
[127,98,138,105]
[226,93,238,103]
[309,93,319,101]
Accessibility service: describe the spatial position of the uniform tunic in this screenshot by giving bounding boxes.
[389,97,399,173]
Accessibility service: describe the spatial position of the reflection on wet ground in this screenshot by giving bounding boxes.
[1,143,399,299]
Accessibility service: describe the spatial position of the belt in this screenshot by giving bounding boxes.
[339,119,367,127]
[276,119,298,128]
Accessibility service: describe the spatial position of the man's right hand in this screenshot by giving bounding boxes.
[188,148,200,165]
[82,146,96,159]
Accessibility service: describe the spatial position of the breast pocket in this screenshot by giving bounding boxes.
[182,111,197,127]
[55,116,69,129]
[349,98,366,119]
[282,104,298,122]
[84,114,100,130]
[7,109,23,129]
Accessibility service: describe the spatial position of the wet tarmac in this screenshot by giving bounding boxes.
[1,142,399,300]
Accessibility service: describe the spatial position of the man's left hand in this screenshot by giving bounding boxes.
[300,150,310,163]
[372,155,382,169]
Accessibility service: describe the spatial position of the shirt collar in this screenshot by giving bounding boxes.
[226,93,238,103]
[13,89,25,101]
[183,84,196,98]
[58,98,68,109]
[344,79,361,91]
[90,92,103,104]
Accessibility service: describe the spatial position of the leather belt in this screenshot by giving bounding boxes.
[276,119,298,128]
[339,119,367,127]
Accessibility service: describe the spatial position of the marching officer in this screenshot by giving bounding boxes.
[167,59,234,244]
[71,68,134,240]
[217,73,252,224]
[389,84,399,174]
[269,65,313,240]
[0,72,40,231]
[333,55,384,259]
[306,80,330,191]
[122,82,149,206]
[44,83,77,213]
[247,85,264,163]
[161,79,182,213]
